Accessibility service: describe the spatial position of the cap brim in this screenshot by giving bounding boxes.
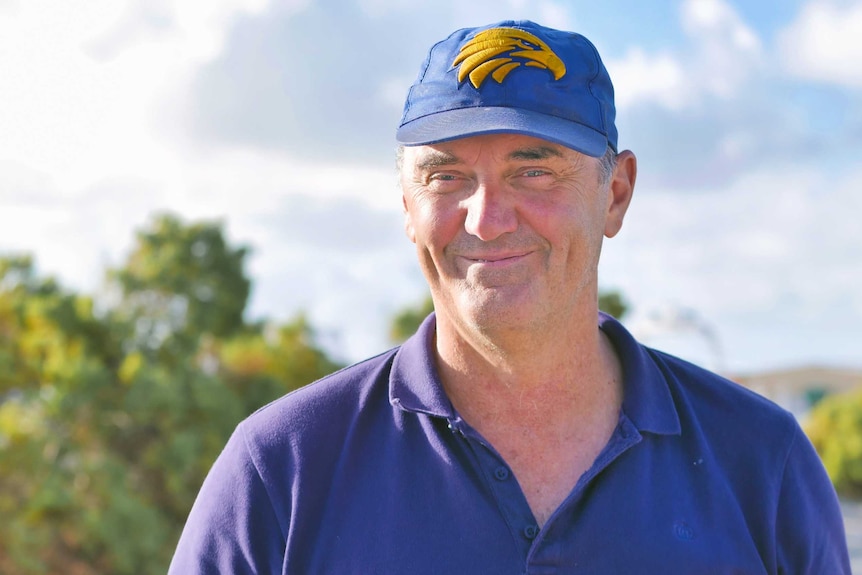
[396,107,608,157]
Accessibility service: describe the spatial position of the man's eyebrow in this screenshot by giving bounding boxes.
[414,150,460,171]
[508,146,564,161]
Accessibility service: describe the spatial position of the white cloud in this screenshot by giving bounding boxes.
[448,0,573,29]
[609,0,762,112]
[680,0,763,97]
[681,0,760,52]
[0,0,401,308]
[356,0,413,18]
[84,0,278,62]
[534,1,575,31]
[0,0,281,195]
[778,0,862,88]
[607,49,690,111]
[170,0,276,60]
[600,159,862,371]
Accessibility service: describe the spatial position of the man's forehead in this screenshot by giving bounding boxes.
[404,134,579,168]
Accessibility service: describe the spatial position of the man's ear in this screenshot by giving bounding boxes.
[604,150,637,238]
[403,194,417,243]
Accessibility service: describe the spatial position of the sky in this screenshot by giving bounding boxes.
[1,0,861,375]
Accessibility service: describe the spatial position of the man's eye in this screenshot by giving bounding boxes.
[523,169,548,177]
[430,173,457,181]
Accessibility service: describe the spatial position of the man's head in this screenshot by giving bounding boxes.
[396,22,635,337]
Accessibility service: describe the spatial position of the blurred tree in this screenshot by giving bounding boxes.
[0,255,134,573]
[217,315,342,415]
[805,388,862,497]
[389,288,630,343]
[0,214,341,575]
[390,295,434,343]
[598,289,628,320]
[109,213,250,359]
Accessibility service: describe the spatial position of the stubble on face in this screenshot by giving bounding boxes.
[401,135,609,339]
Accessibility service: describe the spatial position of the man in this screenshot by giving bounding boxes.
[170,20,851,573]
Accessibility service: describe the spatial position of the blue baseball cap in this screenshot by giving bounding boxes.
[396,20,617,157]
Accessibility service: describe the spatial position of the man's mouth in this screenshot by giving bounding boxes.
[464,252,531,264]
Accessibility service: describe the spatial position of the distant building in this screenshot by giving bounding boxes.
[732,366,862,421]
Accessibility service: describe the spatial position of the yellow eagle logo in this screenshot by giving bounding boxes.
[452,27,567,89]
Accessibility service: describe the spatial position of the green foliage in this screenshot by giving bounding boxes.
[598,289,628,320]
[0,214,341,575]
[218,316,342,414]
[110,213,251,357]
[390,296,434,343]
[805,387,862,497]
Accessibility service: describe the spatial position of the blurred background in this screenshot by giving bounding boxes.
[1,0,861,573]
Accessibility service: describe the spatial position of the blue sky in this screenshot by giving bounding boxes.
[1,0,861,374]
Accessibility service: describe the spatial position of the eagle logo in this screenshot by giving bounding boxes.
[452,27,567,89]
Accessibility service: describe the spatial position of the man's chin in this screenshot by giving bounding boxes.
[456,287,543,329]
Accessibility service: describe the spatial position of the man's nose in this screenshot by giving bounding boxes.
[463,180,518,241]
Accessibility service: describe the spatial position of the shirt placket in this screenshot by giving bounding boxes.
[447,417,540,565]
[449,413,644,574]
[527,414,643,573]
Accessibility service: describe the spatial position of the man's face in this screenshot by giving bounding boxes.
[400,133,631,334]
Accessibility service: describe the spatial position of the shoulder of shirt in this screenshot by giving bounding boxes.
[644,345,799,440]
[234,346,401,445]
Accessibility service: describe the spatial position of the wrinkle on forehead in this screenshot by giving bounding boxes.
[412,149,460,172]
[408,140,568,168]
[507,146,564,161]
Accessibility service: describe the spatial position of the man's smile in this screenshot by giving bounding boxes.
[459,250,534,266]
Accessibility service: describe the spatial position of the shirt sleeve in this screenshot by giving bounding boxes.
[168,422,286,575]
[775,424,851,574]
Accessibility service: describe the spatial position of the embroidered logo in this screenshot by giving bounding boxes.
[452,27,567,89]
[673,520,696,541]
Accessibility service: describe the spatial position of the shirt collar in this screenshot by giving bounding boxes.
[599,312,681,436]
[389,313,457,418]
[390,311,681,436]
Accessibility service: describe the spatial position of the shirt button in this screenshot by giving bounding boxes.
[493,466,510,481]
[523,525,539,540]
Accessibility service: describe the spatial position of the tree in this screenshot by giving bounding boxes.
[0,214,341,575]
[217,315,342,415]
[0,255,137,573]
[390,296,434,343]
[598,289,628,320]
[109,213,250,358]
[805,388,862,497]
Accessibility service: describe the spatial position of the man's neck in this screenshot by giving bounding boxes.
[433,308,624,526]
[434,307,622,425]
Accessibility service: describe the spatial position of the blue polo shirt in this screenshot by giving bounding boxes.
[169,313,850,574]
